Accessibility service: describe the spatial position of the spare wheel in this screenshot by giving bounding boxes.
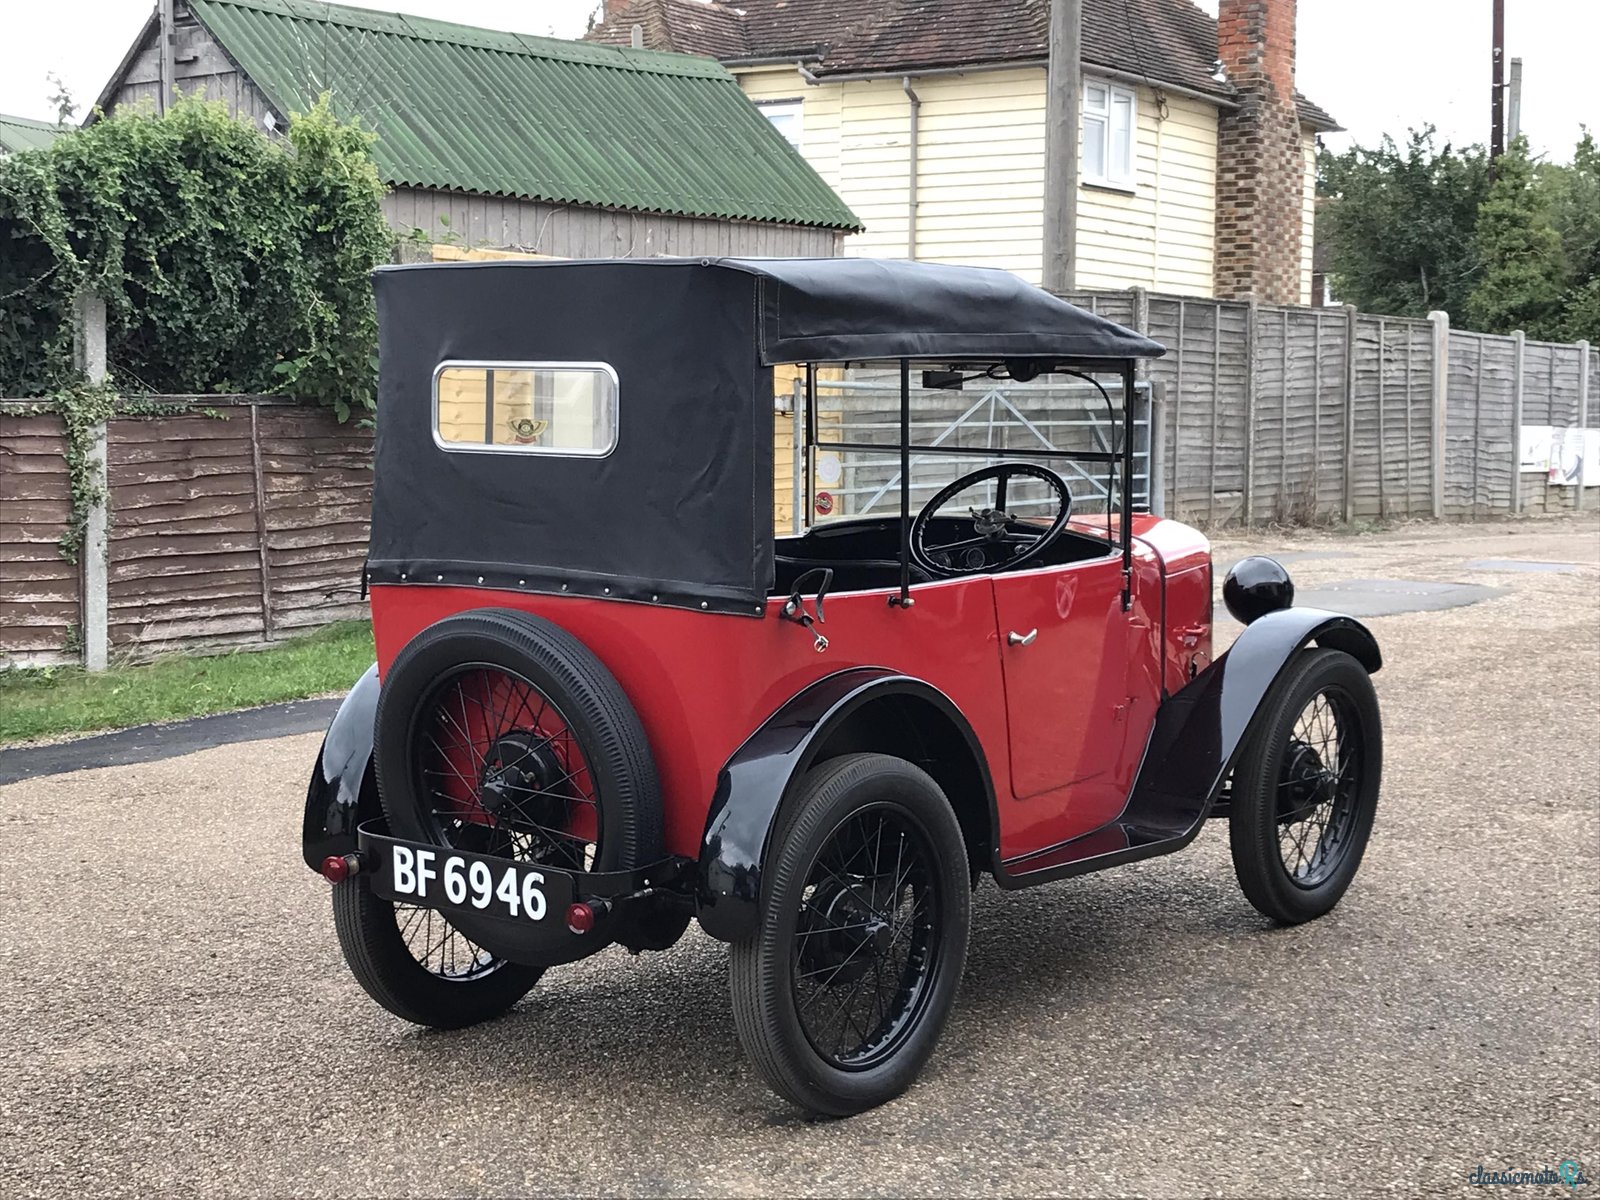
[373,608,662,966]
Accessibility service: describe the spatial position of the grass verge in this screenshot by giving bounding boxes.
[0,621,374,746]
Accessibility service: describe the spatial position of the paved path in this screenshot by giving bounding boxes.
[0,698,341,786]
[2,517,1596,1197]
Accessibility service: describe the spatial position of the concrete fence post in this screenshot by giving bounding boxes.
[1127,286,1155,504]
[1341,305,1357,523]
[1243,298,1259,527]
[1577,341,1590,512]
[1510,330,1525,515]
[1428,310,1450,519]
[1148,381,1167,516]
[72,291,109,672]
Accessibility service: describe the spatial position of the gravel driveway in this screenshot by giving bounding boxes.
[2,516,1596,1198]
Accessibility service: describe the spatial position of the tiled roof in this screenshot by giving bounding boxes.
[183,0,860,228]
[589,0,752,58]
[587,0,1341,131]
[0,112,65,154]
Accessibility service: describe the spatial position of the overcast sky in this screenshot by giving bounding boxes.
[1,0,1594,159]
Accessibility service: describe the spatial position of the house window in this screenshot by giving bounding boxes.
[433,361,618,456]
[758,100,803,149]
[1082,80,1137,190]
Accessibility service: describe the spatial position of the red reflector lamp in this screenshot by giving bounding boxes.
[566,899,609,935]
[320,854,360,884]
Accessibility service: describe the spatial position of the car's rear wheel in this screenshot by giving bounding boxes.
[730,753,971,1116]
[372,608,662,969]
[332,877,543,1029]
[1228,647,1382,924]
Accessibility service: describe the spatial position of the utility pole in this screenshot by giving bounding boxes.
[1507,56,1523,143]
[157,0,176,115]
[1041,0,1080,294]
[1489,0,1505,160]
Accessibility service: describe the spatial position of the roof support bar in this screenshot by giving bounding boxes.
[1121,360,1135,611]
[891,359,915,609]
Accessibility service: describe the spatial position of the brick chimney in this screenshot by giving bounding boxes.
[1214,0,1305,304]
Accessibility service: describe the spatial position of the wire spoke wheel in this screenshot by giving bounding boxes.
[1273,688,1364,888]
[345,609,664,1024]
[1229,648,1382,926]
[414,664,602,877]
[793,807,941,1070]
[730,754,970,1116]
[392,901,504,982]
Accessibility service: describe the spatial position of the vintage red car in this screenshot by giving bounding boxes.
[303,257,1383,1116]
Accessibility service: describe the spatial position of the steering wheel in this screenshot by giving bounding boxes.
[910,463,1073,578]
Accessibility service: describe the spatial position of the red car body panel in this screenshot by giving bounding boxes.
[369,514,1212,865]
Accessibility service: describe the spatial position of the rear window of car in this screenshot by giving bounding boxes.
[432,361,618,456]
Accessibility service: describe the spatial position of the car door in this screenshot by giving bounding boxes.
[991,551,1162,845]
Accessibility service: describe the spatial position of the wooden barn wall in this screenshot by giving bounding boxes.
[383,188,842,260]
[102,400,370,659]
[103,10,279,130]
[0,412,79,667]
[99,18,843,263]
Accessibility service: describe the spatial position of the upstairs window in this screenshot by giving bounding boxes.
[433,362,618,456]
[1083,80,1137,190]
[758,99,804,149]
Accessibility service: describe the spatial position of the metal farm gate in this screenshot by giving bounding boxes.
[776,371,1153,533]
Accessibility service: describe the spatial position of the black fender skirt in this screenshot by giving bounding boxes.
[300,664,381,872]
[996,606,1381,885]
[696,667,993,944]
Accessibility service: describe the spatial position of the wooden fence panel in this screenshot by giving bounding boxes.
[257,405,372,633]
[1348,316,1434,519]
[95,400,374,660]
[1140,296,1253,524]
[105,410,266,656]
[1443,332,1517,516]
[1248,305,1331,524]
[0,411,80,665]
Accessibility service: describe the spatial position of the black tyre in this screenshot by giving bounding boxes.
[373,608,661,967]
[332,877,544,1029]
[730,753,971,1116]
[1229,647,1382,924]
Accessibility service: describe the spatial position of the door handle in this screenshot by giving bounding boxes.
[1007,628,1038,647]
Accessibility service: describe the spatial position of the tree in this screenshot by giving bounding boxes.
[1466,137,1565,337]
[1317,128,1490,321]
[1544,130,1600,341]
[46,72,77,126]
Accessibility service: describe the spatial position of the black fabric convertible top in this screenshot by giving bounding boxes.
[366,257,1161,617]
[718,257,1167,363]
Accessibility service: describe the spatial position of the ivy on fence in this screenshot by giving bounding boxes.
[9,384,222,563]
[0,95,391,419]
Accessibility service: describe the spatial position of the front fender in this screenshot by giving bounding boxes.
[696,668,993,944]
[300,664,381,872]
[1133,606,1382,837]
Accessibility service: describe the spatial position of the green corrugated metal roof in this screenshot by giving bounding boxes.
[0,113,66,154]
[185,0,861,230]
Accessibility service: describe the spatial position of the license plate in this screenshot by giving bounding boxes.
[370,838,575,925]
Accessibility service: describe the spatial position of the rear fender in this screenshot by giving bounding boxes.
[300,664,381,872]
[696,668,995,944]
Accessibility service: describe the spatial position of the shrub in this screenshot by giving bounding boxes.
[0,95,391,418]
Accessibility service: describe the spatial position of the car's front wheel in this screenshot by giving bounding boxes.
[729,753,971,1116]
[1228,647,1382,924]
